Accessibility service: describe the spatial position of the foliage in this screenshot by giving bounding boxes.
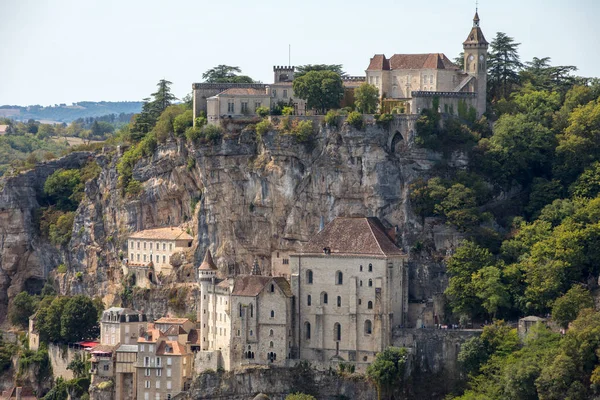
[255,119,272,138]
[292,70,344,113]
[367,347,408,398]
[0,335,15,371]
[8,291,37,328]
[37,295,101,344]
[43,169,83,211]
[375,113,394,129]
[67,352,89,379]
[203,124,223,144]
[551,285,594,329]
[49,211,75,246]
[285,394,317,400]
[487,32,523,101]
[354,83,380,114]
[346,111,364,130]
[294,64,344,79]
[185,126,203,143]
[290,120,314,143]
[202,65,254,83]
[256,106,270,117]
[324,110,340,127]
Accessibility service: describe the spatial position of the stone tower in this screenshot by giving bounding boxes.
[463,10,488,116]
[273,66,294,83]
[198,249,217,350]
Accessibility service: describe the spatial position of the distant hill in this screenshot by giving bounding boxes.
[0,101,144,123]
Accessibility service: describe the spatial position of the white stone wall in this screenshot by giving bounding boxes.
[127,238,180,274]
[101,320,146,346]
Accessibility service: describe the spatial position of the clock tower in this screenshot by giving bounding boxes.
[463,10,488,116]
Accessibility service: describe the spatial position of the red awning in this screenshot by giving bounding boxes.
[77,341,99,348]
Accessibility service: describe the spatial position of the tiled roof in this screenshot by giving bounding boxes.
[116,344,138,353]
[137,327,164,343]
[218,88,270,96]
[367,53,459,71]
[90,344,115,354]
[299,217,405,257]
[273,277,293,297]
[199,249,217,271]
[155,317,190,325]
[231,275,292,297]
[129,227,193,241]
[156,340,188,356]
[165,325,187,336]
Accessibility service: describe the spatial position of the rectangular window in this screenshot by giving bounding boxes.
[167,368,172,377]
[145,381,150,389]
[163,255,166,263]
[143,242,146,250]
[255,102,261,109]
[144,357,149,366]
[156,357,161,367]
[169,244,172,251]
[163,243,166,251]
[137,254,140,261]
[375,76,379,85]
[157,369,162,376]
[283,89,288,98]
[272,89,277,97]
[156,381,160,389]
[149,345,154,352]
[141,344,145,352]
[227,101,234,113]
[145,368,150,376]
[143,254,146,262]
[144,393,149,400]
[131,253,134,260]
[167,357,172,366]
[156,255,159,263]
[167,382,172,390]
[241,102,248,113]
[137,242,140,250]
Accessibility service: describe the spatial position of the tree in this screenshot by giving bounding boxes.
[520,57,578,94]
[354,83,380,114]
[60,295,100,342]
[294,64,344,79]
[8,291,37,328]
[292,70,344,114]
[202,65,254,83]
[458,336,488,375]
[472,266,510,318]
[37,124,55,140]
[67,352,89,379]
[150,79,178,117]
[43,169,83,211]
[551,285,594,329]
[38,296,70,343]
[487,32,523,100]
[367,347,408,400]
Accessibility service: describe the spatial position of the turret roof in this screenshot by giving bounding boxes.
[199,249,217,271]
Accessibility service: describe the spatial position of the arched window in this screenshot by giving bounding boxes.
[239,304,242,317]
[368,279,373,287]
[305,322,311,340]
[270,284,275,293]
[270,341,274,348]
[333,323,341,341]
[321,292,328,304]
[360,265,363,272]
[336,271,343,285]
[250,304,254,318]
[306,270,313,284]
[337,296,341,307]
[269,329,274,337]
[307,295,312,306]
[270,310,275,318]
[360,280,363,287]
[368,263,373,272]
[365,320,372,334]
[368,301,373,309]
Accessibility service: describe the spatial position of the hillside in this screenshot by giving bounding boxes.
[0,101,143,123]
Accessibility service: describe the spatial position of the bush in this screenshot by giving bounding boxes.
[173,109,194,136]
[56,264,67,273]
[49,211,75,246]
[194,116,207,128]
[187,157,195,171]
[203,125,222,144]
[256,106,270,117]
[282,106,294,116]
[125,179,143,197]
[346,111,364,130]
[376,113,394,129]
[324,110,340,127]
[8,292,37,328]
[292,120,314,143]
[185,126,203,143]
[255,119,272,138]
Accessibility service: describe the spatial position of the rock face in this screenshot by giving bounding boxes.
[0,152,92,319]
[184,367,377,400]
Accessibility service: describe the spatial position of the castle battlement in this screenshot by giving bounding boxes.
[411,91,477,98]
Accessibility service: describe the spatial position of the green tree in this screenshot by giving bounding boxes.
[37,124,55,140]
[445,241,495,317]
[60,295,100,342]
[292,70,344,113]
[38,296,70,343]
[570,161,600,198]
[43,169,83,211]
[472,266,510,318]
[354,82,380,114]
[173,109,194,136]
[366,347,408,400]
[49,211,75,246]
[458,336,488,375]
[151,79,178,116]
[487,32,523,100]
[551,285,594,329]
[202,65,254,83]
[67,353,89,379]
[8,291,37,328]
[294,64,344,79]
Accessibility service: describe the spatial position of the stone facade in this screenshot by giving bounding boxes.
[126,228,193,277]
[100,307,148,346]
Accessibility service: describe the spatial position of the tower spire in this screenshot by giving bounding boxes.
[473,1,480,27]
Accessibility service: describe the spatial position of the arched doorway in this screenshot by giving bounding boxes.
[390,131,405,154]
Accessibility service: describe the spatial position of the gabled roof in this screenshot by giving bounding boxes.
[129,227,193,241]
[299,217,405,257]
[156,340,188,356]
[367,53,459,71]
[137,327,164,343]
[217,88,270,96]
[165,325,188,336]
[273,277,293,297]
[232,275,272,297]
[155,317,190,325]
[199,249,217,271]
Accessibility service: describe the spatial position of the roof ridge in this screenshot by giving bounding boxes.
[366,218,385,255]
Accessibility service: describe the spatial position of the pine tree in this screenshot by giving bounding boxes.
[487,32,523,100]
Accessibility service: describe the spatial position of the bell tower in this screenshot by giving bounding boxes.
[463,9,488,116]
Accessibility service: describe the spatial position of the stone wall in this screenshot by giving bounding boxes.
[48,343,87,380]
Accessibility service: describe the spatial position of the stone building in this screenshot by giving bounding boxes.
[136,323,194,400]
[206,88,271,125]
[290,217,408,368]
[196,250,294,371]
[100,307,148,346]
[365,10,488,117]
[126,227,193,278]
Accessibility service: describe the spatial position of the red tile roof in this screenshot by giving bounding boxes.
[218,88,269,96]
[367,53,459,71]
[156,340,188,356]
[129,227,193,241]
[155,317,191,325]
[199,249,217,271]
[299,217,405,257]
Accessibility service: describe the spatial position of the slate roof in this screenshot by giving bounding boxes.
[299,217,405,257]
[463,26,488,46]
[231,275,292,297]
[199,249,217,271]
[129,227,193,241]
[116,344,138,353]
[367,53,459,71]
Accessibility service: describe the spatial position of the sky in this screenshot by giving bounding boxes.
[1,0,599,106]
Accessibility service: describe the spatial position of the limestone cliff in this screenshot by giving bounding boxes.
[0,120,463,321]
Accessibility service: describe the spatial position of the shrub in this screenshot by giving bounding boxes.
[256,106,270,117]
[49,211,75,246]
[256,119,272,138]
[187,157,195,171]
[324,110,340,127]
[194,116,207,128]
[75,272,83,281]
[376,113,394,129]
[282,106,295,116]
[173,109,194,136]
[56,264,67,273]
[346,111,364,130]
[292,120,314,143]
[185,126,203,143]
[9,292,37,328]
[125,179,143,197]
[203,125,223,144]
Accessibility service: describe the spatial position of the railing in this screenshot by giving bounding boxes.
[135,360,162,368]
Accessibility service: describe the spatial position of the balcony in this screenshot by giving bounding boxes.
[134,360,162,368]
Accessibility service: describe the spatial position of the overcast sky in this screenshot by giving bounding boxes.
[1,0,598,106]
